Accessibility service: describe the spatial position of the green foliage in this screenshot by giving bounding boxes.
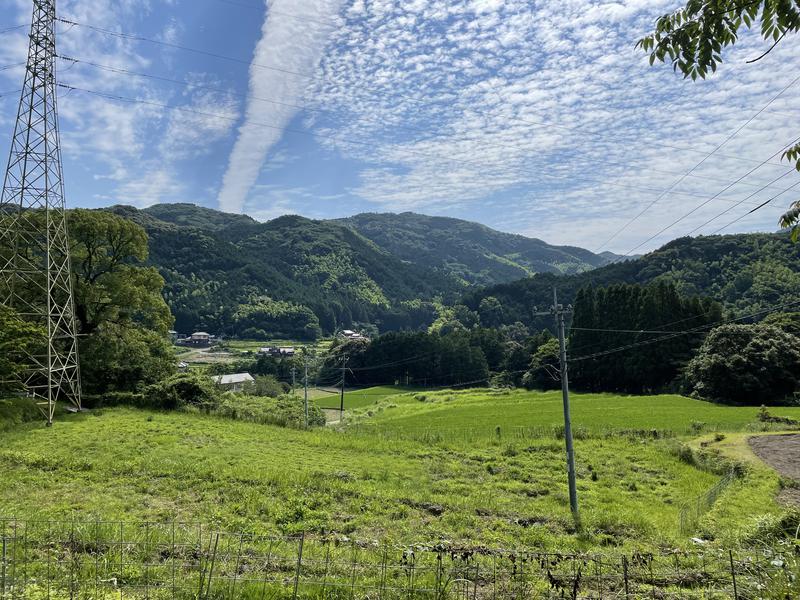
[0,398,45,431]
[69,209,172,336]
[81,324,175,398]
[340,330,489,387]
[686,323,800,405]
[233,296,322,340]
[522,338,561,391]
[144,371,220,410]
[762,311,800,337]
[217,393,325,428]
[0,305,45,395]
[569,282,721,393]
[109,205,456,336]
[638,1,800,81]
[249,375,288,398]
[68,209,175,395]
[639,2,800,237]
[340,212,615,286]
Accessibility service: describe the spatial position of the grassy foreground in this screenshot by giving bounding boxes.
[0,389,792,553]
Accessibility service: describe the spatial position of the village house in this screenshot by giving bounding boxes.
[211,372,254,392]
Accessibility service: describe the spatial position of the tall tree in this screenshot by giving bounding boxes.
[68,210,175,395]
[638,1,800,236]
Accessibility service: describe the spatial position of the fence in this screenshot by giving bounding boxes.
[0,519,795,599]
[679,470,739,535]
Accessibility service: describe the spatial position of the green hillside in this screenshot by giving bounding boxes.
[105,204,622,337]
[106,205,459,336]
[463,232,800,328]
[340,212,619,286]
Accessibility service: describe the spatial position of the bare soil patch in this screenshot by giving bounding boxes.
[749,434,800,506]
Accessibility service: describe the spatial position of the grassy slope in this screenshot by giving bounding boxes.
[350,389,800,435]
[0,407,725,551]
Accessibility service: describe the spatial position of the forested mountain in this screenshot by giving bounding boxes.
[104,204,800,340]
[107,205,456,337]
[462,233,800,331]
[105,204,619,337]
[340,212,621,286]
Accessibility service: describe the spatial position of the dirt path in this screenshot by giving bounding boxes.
[748,434,800,506]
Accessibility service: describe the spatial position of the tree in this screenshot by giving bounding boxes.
[685,323,800,404]
[0,306,45,395]
[68,210,175,395]
[638,1,800,237]
[762,311,800,337]
[568,282,721,393]
[522,338,560,391]
[478,296,504,327]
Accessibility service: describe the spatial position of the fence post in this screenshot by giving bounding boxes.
[623,556,630,599]
[729,550,739,600]
[1,525,6,600]
[292,533,305,600]
[204,533,220,600]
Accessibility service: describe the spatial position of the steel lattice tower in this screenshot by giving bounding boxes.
[0,0,81,425]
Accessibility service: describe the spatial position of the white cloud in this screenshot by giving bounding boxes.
[217,0,346,214]
[301,0,800,251]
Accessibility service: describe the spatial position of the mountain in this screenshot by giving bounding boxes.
[105,204,620,337]
[339,212,621,286]
[107,205,461,337]
[461,232,800,330]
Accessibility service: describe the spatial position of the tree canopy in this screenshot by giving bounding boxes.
[67,210,175,397]
[686,323,800,404]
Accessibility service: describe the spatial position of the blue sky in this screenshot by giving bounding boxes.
[0,0,799,254]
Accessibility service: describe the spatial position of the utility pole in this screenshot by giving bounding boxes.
[303,357,309,428]
[291,366,296,396]
[0,0,82,425]
[535,288,579,523]
[339,354,348,416]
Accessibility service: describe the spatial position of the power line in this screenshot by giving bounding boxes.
[569,298,800,363]
[685,169,799,235]
[594,72,800,254]
[0,25,27,36]
[710,179,800,234]
[55,55,789,199]
[54,16,792,174]
[613,136,800,259]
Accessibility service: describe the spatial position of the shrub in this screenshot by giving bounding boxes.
[216,394,325,428]
[144,372,220,410]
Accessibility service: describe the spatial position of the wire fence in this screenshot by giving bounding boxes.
[0,519,797,599]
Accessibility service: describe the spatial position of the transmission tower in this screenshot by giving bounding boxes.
[0,0,82,425]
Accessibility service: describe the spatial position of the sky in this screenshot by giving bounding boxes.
[0,0,799,255]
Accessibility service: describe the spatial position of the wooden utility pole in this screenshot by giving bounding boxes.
[303,358,309,428]
[291,366,296,395]
[536,288,579,522]
[339,354,348,416]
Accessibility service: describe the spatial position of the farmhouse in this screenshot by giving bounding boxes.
[211,372,255,392]
[188,331,211,346]
[341,330,366,340]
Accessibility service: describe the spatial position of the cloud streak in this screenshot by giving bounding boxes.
[217,0,345,214]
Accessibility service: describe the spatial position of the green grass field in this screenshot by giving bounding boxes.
[348,388,800,437]
[0,388,791,553]
[313,386,416,410]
